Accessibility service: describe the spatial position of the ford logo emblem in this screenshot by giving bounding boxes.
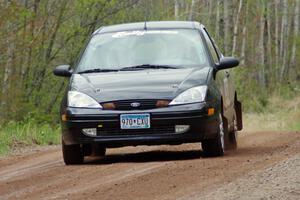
[131,102,141,108]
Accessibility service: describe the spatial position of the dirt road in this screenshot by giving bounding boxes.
[0,131,299,200]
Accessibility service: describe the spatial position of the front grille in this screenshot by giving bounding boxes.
[111,99,158,110]
[97,125,175,136]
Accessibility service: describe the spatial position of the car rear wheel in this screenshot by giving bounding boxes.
[225,110,238,150]
[62,141,84,165]
[202,113,225,157]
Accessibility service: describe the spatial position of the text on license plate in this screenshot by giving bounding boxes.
[120,114,150,129]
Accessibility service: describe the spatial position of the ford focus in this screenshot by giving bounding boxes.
[54,21,243,165]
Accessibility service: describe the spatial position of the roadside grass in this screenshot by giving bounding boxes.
[292,120,300,131]
[243,113,300,132]
[243,96,300,132]
[0,121,60,155]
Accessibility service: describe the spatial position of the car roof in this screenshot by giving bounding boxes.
[94,21,203,35]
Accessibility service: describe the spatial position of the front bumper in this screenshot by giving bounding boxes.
[61,102,219,147]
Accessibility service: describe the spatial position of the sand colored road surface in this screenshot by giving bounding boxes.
[0,131,299,200]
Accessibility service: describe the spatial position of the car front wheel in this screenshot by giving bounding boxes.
[202,113,225,157]
[62,141,84,165]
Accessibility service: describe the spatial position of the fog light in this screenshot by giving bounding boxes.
[175,125,190,134]
[82,128,97,137]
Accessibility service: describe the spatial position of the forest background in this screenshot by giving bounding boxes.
[0,0,299,154]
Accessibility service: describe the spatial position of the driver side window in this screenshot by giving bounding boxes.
[202,29,219,64]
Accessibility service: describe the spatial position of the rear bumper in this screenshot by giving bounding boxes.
[61,102,219,147]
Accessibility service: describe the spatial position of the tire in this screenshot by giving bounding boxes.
[225,110,238,150]
[202,113,225,157]
[62,141,84,165]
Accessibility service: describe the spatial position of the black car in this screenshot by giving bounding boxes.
[54,21,243,165]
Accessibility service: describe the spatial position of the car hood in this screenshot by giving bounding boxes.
[70,67,210,102]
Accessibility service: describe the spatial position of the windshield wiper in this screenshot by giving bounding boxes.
[78,65,178,74]
[78,68,119,74]
[119,64,179,71]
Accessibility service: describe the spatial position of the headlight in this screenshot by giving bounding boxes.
[169,86,207,105]
[68,91,102,108]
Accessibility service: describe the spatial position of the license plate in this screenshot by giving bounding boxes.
[120,114,150,129]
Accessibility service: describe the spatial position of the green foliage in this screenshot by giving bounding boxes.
[237,82,300,113]
[233,62,300,113]
[0,120,60,155]
[292,122,300,131]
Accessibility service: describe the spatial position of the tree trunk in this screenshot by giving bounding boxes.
[266,1,273,86]
[290,0,299,72]
[275,0,280,80]
[188,0,195,21]
[240,1,248,66]
[21,0,29,84]
[1,1,14,108]
[24,0,39,91]
[2,43,13,99]
[208,0,214,31]
[279,0,289,82]
[184,1,189,20]
[240,26,247,65]
[215,0,220,41]
[258,0,266,87]
[232,0,243,56]
[174,0,179,20]
[223,0,230,55]
[34,0,68,99]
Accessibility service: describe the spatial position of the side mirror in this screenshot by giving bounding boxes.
[216,57,239,70]
[53,65,72,77]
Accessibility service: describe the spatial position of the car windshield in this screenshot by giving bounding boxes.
[77,29,209,72]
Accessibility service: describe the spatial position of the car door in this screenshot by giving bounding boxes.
[213,43,236,124]
[201,28,234,121]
